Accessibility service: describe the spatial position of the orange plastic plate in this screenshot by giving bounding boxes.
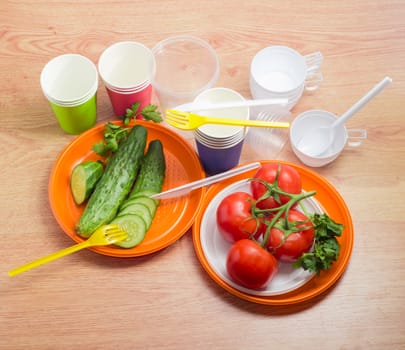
[192,160,354,305]
[49,120,206,257]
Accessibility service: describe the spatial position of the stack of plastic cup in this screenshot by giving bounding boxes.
[98,41,155,117]
[40,54,98,134]
[250,46,323,110]
[192,88,249,175]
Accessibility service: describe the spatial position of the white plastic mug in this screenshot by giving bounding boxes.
[289,110,367,167]
[250,46,323,110]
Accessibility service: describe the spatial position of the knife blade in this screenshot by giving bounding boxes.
[151,162,261,200]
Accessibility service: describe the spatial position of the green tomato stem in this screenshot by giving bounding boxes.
[257,190,316,248]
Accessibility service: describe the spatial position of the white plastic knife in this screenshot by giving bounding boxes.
[150,162,261,200]
[174,98,288,112]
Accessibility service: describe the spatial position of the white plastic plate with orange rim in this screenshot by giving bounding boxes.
[192,160,354,305]
[48,120,206,257]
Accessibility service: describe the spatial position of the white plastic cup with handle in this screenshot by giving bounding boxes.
[290,110,367,167]
[250,46,323,110]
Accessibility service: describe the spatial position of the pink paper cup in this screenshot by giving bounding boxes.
[98,41,155,116]
[105,84,153,117]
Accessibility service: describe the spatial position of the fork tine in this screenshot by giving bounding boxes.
[165,111,191,129]
[165,113,187,124]
[103,224,127,241]
[166,111,188,121]
[105,230,128,244]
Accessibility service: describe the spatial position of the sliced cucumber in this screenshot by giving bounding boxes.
[70,161,103,205]
[111,214,147,248]
[128,189,156,200]
[118,203,153,229]
[120,196,158,217]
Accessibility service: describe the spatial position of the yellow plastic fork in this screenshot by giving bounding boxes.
[8,224,128,277]
[165,109,290,130]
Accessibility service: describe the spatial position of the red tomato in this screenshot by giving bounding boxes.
[226,239,278,290]
[251,163,302,209]
[266,209,315,263]
[217,192,264,243]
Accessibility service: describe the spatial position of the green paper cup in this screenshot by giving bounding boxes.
[40,54,98,134]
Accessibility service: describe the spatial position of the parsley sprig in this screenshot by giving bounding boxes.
[91,102,163,159]
[293,213,344,275]
[92,122,130,159]
[122,102,163,125]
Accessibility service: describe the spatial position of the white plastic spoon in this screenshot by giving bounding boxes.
[298,76,392,157]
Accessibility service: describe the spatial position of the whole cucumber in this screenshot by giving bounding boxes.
[76,125,147,237]
[130,139,166,196]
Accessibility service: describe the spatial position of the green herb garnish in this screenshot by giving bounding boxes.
[122,102,163,125]
[92,103,163,159]
[293,213,344,275]
[92,122,130,159]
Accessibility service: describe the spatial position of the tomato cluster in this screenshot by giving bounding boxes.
[216,162,317,290]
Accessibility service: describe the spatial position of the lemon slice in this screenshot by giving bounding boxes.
[70,161,104,205]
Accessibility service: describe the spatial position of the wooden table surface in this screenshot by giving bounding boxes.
[1,0,404,349]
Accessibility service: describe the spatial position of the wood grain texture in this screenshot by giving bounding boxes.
[1,0,405,349]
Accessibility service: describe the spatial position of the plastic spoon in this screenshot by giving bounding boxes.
[298,76,392,157]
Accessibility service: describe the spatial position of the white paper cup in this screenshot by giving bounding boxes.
[290,110,367,167]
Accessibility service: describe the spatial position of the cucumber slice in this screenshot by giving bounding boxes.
[128,190,156,200]
[111,214,147,248]
[70,161,103,205]
[118,203,153,229]
[120,196,157,216]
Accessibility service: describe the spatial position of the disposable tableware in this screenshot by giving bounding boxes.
[174,97,288,112]
[165,110,290,131]
[151,162,261,200]
[8,224,127,276]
